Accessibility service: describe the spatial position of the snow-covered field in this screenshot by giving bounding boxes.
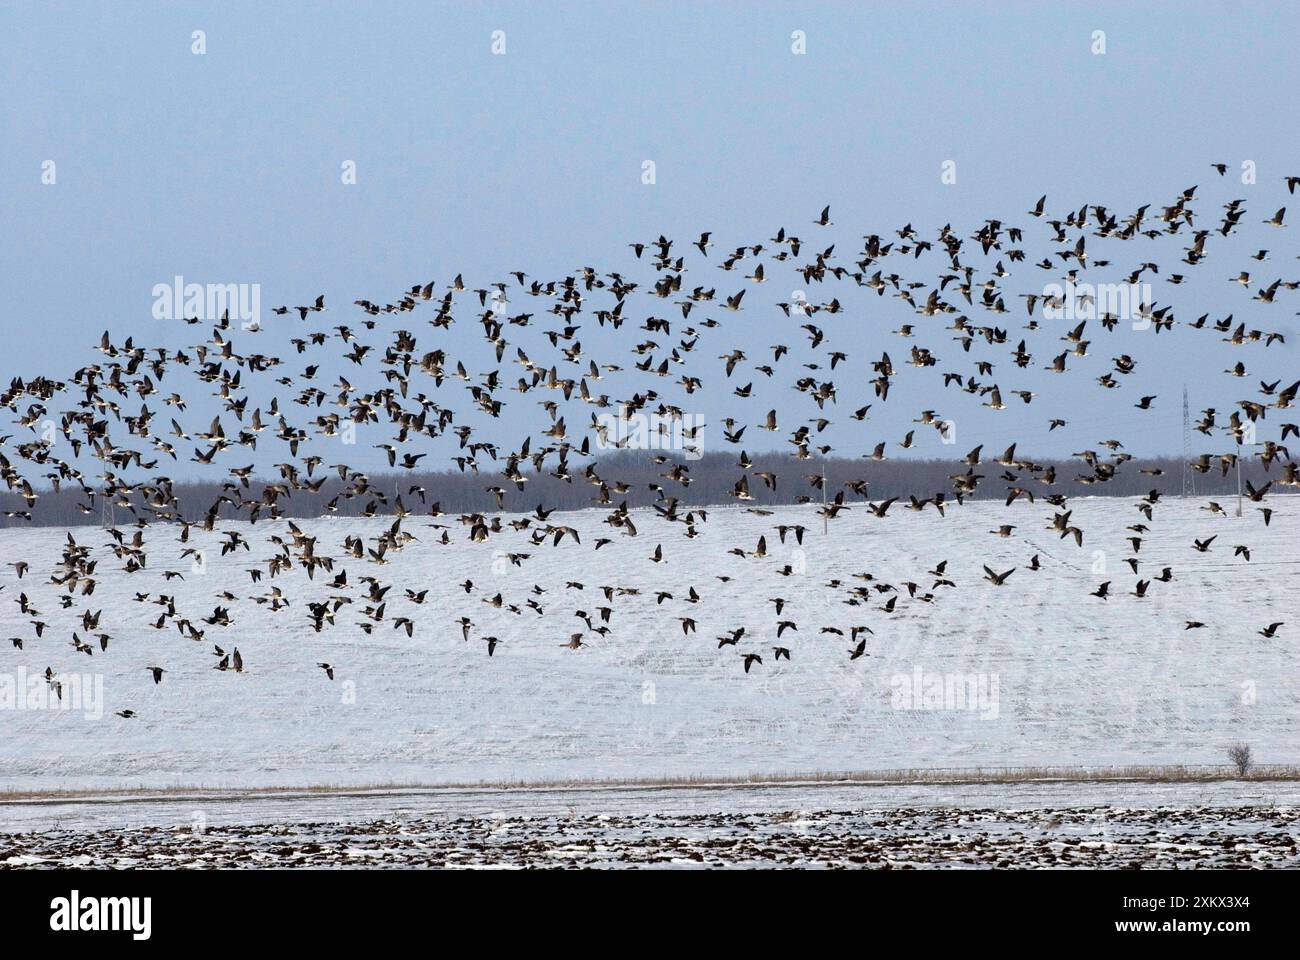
[11,806,1300,869]
[6,780,1299,868]
[1,495,1296,793]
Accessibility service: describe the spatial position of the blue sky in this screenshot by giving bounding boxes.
[2,1,1297,476]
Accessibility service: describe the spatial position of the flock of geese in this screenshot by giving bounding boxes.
[2,170,1297,716]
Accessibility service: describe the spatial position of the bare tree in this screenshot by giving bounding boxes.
[1227,743,1253,777]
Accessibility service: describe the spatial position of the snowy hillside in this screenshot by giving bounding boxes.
[1,495,1295,792]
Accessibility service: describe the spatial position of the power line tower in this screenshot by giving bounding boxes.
[1181,384,1193,498]
[99,491,115,529]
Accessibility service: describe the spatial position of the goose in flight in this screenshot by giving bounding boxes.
[983,566,1015,586]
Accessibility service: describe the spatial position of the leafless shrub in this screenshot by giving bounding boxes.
[1227,744,1253,777]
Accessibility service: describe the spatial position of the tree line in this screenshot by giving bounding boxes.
[0,451,1285,529]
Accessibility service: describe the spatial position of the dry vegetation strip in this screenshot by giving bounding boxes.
[4,763,1298,805]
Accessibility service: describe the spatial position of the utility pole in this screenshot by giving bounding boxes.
[821,460,828,536]
[1181,384,1192,498]
[1235,452,1243,518]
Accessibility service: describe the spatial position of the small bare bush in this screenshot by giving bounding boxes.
[1227,743,1253,777]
